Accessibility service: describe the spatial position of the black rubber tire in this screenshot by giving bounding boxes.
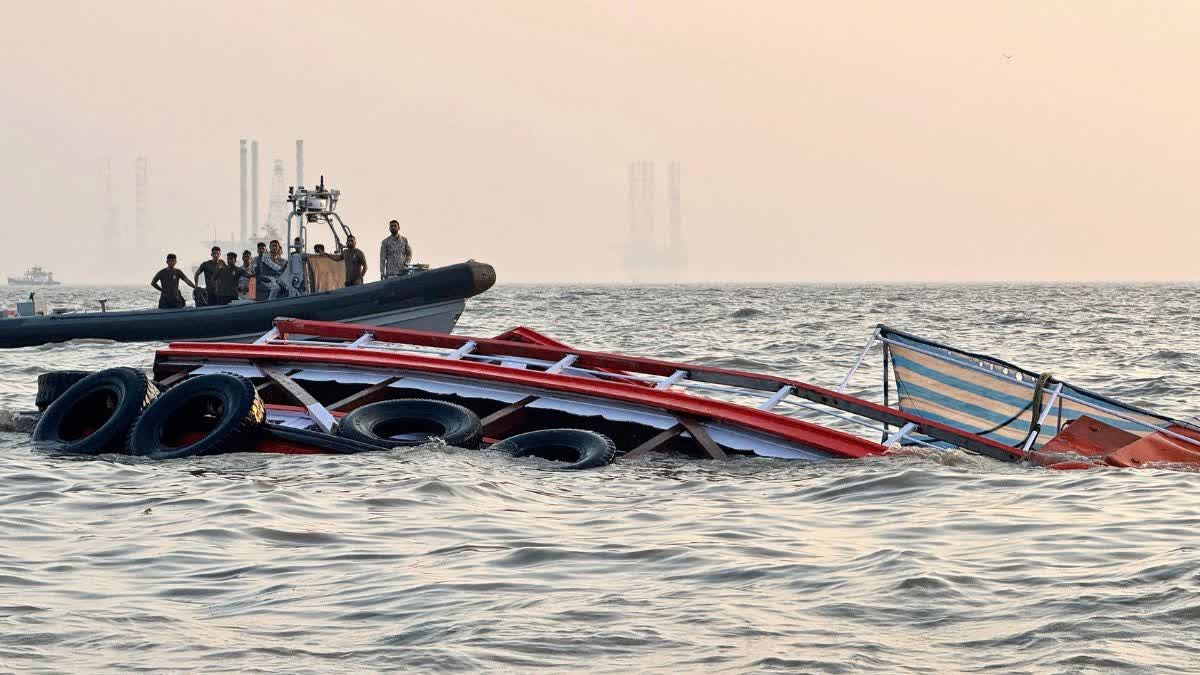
[337,399,483,449]
[490,429,617,470]
[32,368,158,454]
[35,370,92,411]
[126,374,265,460]
[262,424,398,455]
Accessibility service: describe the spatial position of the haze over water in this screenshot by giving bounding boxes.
[1,283,1198,672]
[5,2,1200,283]
[4,1,1199,671]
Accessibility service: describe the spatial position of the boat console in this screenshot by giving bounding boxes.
[276,176,354,297]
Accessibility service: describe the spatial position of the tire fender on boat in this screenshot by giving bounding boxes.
[32,368,159,455]
[490,429,617,470]
[336,399,483,449]
[35,370,92,411]
[126,374,265,460]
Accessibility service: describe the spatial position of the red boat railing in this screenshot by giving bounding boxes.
[158,318,1029,462]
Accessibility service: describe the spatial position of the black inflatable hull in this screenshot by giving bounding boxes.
[0,261,496,348]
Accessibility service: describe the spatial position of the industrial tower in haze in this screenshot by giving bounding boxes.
[239,139,249,243]
[100,158,120,263]
[623,161,687,281]
[264,159,288,242]
[251,141,260,239]
[230,139,298,248]
[195,139,292,267]
[134,156,149,258]
[98,157,151,276]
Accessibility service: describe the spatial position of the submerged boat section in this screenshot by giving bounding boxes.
[148,319,1077,464]
[855,326,1200,468]
[26,315,1199,470]
[143,319,1200,468]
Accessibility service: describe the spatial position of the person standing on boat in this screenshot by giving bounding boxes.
[326,235,368,286]
[238,250,253,300]
[211,252,243,306]
[290,237,307,294]
[248,242,269,301]
[193,246,225,306]
[258,239,289,301]
[151,254,196,309]
[380,220,412,280]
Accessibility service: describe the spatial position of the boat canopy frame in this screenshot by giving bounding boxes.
[836,324,1200,454]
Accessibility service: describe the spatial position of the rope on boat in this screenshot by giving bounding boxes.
[1021,372,1054,451]
[959,371,1054,450]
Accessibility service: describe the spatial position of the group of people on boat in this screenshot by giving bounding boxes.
[150,220,413,309]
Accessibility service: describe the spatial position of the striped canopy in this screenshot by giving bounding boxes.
[880,326,1175,449]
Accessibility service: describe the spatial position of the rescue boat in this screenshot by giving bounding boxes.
[0,177,496,347]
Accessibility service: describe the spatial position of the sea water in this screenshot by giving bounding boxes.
[1,283,1198,672]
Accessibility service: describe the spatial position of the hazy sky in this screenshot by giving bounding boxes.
[3,1,1198,283]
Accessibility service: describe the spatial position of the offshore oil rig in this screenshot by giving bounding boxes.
[622,160,687,282]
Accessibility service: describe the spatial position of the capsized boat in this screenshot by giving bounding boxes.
[97,319,1193,468]
[870,326,1200,468]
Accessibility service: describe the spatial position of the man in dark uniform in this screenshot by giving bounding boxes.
[249,242,269,301]
[325,235,368,286]
[151,253,196,309]
[239,250,253,299]
[212,251,244,305]
[193,246,224,305]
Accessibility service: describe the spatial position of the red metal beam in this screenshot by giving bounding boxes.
[254,318,1026,462]
[157,342,887,459]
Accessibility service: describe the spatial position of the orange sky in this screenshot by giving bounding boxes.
[3,1,1198,282]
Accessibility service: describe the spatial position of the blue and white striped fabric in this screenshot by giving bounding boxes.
[882,330,1173,449]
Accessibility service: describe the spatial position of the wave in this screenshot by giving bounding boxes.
[0,409,37,433]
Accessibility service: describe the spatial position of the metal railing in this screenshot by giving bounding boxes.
[243,321,1002,456]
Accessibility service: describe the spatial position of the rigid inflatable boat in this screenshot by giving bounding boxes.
[0,178,496,348]
[29,319,1200,469]
[0,261,495,348]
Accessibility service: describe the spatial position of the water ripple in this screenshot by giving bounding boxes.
[0,283,1198,670]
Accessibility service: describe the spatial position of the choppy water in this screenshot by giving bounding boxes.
[2,283,1199,673]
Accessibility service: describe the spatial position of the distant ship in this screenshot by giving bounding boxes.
[8,266,61,286]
